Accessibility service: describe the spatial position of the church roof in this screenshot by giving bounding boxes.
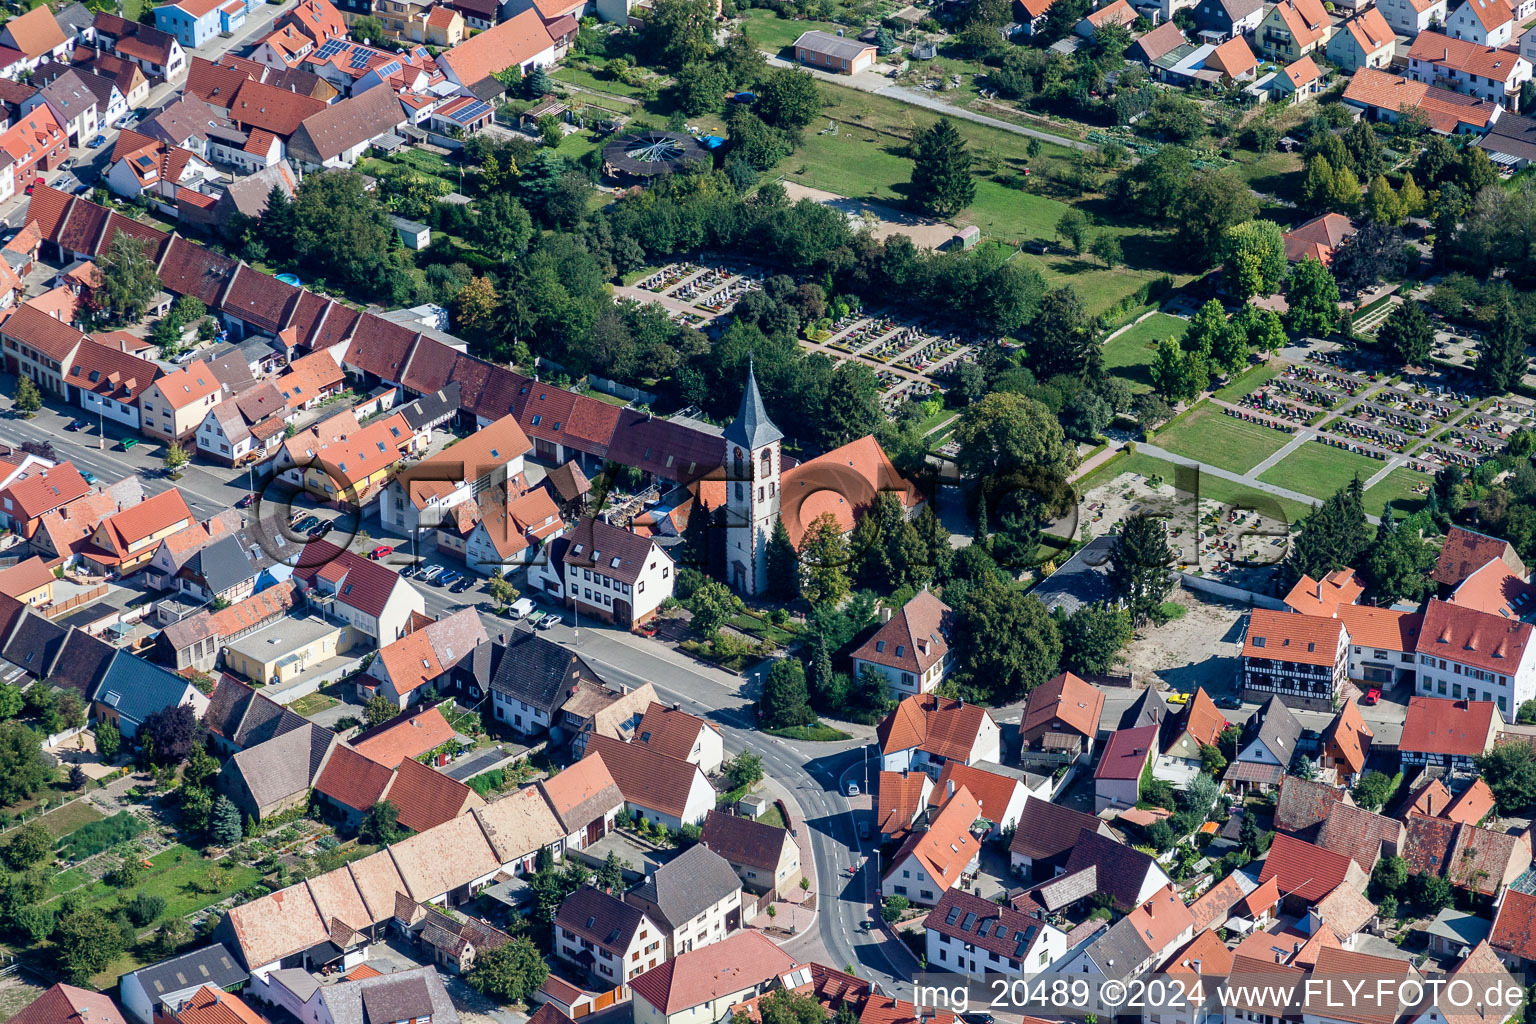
[722,361,783,452]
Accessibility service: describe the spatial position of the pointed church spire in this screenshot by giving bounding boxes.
[723,355,784,450]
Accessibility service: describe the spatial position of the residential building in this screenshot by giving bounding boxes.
[562,517,674,626]
[587,734,716,829]
[0,461,87,537]
[1008,798,1113,879]
[1490,888,1536,972]
[274,349,344,411]
[791,30,876,73]
[1445,0,1514,44]
[926,761,1033,837]
[1416,599,1534,713]
[66,338,162,430]
[462,484,563,575]
[1316,801,1406,872]
[1272,54,1327,102]
[194,386,288,466]
[699,809,803,895]
[1227,695,1303,792]
[1327,7,1396,70]
[22,70,99,143]
[1076,0,1138,36]
[224,615,346,687]
[0,7,71,72]
[79,487,194,574]
[538,750,624,854]
[1435,526,1526,590]
[924,887,1069,979]
[219,719,337,820]
[120,945,249,1024]
[849,589,954,696]
[484,626,599,734]
[1096,724,1158,812]
[155,0,227,49]
[1128,21,1189,63]
[877,693,1001,775]
[1162,687,1229,768]
[1063,829,1173,912]
[624,844,742,957]
[1319,701,1373,784]
[1408,31,1532,110]
[91,648,210,738]
[881,785,981,905]
[285,85,404,170]
[362,607,488,708]
[313,750,484,834]
[437,8,555,89]
[1242,607,1350,710]
[876,769,933,839]
[1191,0,1265,41]
[1274,773,1346,839]
[1382,0,1449,36]
[139,359,224,442]
[1020,670,1104,768]
[1259,833,1369,912]
[1400,696,1503,773]
[1343,66,1505,131]
[9,987,128,1024]
[1257,0,1332,60]
[629,932,797,1024]
[1,296,87,396]
[1339,605,1422,687]
[381,413,531,533]
[553,885,662,989]
[350,705,455,768]
[293,540,426,644]
[632,702,724,775]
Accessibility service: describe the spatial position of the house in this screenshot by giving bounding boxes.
[1257,0,1332,61]
[293,540,426,645]
[1242,608,1350,710]
[275,0,347,45]
[1490,888,1536,971]
[700,809,802,895]
[876,769,933,839]
[314,750,484,833]
[1128,21,1189,64]
[66,338,162,431]
[1259,833,1368,911]
[1228,696,1303,792]
[791,30,877,73]
[588,734,717,829]
[624,844,742,957]
[877,693,1001,775]
[1327,7,1396,71]
[1408,31,1532,110]
[220,720,337,820]
[159,583,296,673]
[1048,907,1157,982]
[1064,829,1173,912]
[1275,774,1348,840]
[1443,777,1497,825]
[462,484,564,575]
[927,761,1032,837]
[881,785,981,905]
[274,350,344,411]
[1381,0,1449,40]
[849,589,954,697]
[1009,798,1113,879]
[554,885,662,989]
[629,932,798,1024]
[1339,605,1421,687]
[538,750,624,854]
[470,783,564,876]
[1401,696,1503,773]
[437,8,555,89]
[362,608,488,708]
[1446,556,1536,618]
[562,517,674,627]
[1319,701,1373,784]
[120,945,249,1024]
[80,487,194,575]
[194,387,288,466]
[1316,801,1405,872]
[139,360,224,443]
[633,702,724,775]
[1162,687,1228,768]
[223,615,346,689]
[1435,527,1526,590]
[408,902,511,974]
[1012,0,1058,34]
[23,70,99,144]
[382,414,531,534]
[0,557,55,607]
[285,86,403,170]
[924,886,1070,979]
[1443,821,1532,895]
[199,672,309,756]
[1020,670,1103,768]
[351,705,456,767]
[483,626,598,734]
[1076,0,1138,36]
[9,987,128,1024]
[1445,0,1515,44]
[1343,66,1505,132]
[0,7,71,72]
[0,461,87,537]
[92,648,210,738]
[0,293,86,395]
[1272,55,1327,102]
[102,20,187,81]
[1409,942,1520,1024]
[1097,724,1158,812]
[155,0,227,50]
[1192,0,1265,41]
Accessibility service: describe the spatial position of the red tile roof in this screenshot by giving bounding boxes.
[10,985,128,1024]
[586,733,704,820]
[877,770,929,836]
[297,540,408,619]
[385,755,479,833]
[1443,778,1496,826]
[1437,527,1522,587]
[1243,607,1345,667]
[1095,725,1158,781]
[67,339,162,404]
[1258,832,1354,903]
[2,6,67,59]
[884,785,980,890]
[94,487,192,559]
[1023,671,1104,740]
[439,8,553,86]
[1411,29,1524,79]
[1403,812,1459,876]
[1284,568,1364,615]
[1400,696,1499,757]
[1344,68,1502,133]
[926,761,1024,824]
[170,987,268,1024]
[314,743,394,811]
[630,932,797,1015]
[1491,888,1536,961]
[877,693,995,761]
[352,706,455,768]
[0,302,87,363]
[1321,701,1373,776]
[0,462,88,521]
[852,590,953,675]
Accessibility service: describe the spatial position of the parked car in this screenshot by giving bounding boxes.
[72,182,90,195]
[119,438,137,451]
[236,493,255,509]
[437,570,461,586]
[419,565,443,582]
[293,515,318,532]
[369,545,394,559]
[307,522,333,540]
[64,419,86,431]
[450,577,473,594]
[845,782,860,797]
[87,135,105,149]
[23,177,42,195]
[509,597,536,619]
[536,613,559,630]
[1166,691,1190,705]
[81,471,97,485]
[857,820,870,840]
[1216,695,1242,710]
[1361,687,1382,705]
[113,115,131,129]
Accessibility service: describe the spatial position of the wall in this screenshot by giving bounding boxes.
[587,375,657,405]
[1177,571,1289,609]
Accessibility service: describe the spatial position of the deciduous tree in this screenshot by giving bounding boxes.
[1284,256,1341,338]
[96,230,162,326]
[360,800,401,845]
[364,694,397,728]
[800,512,852,607]
[13,376,40,417]
[466,937,549,1003]
[1220,219,1287,300]
[952,575,1061,702]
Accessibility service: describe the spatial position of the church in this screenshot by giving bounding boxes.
[715,365,925,596]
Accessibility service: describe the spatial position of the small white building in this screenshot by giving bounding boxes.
[1445,0,1514,44]
[553,886,663,989]
[633,702,725,776]
[120,945,250,1024]
[878,693,1002,775]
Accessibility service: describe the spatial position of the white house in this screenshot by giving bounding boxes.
[296,541,425,646]
[562,517,674,627]
[1408,31,1532,111]
[633,702,725,776]
[120,945,250,1024]
[380,414,530,533]
[927,761,1032,839]
[925,887,1071,979]
[1381,0,1449,37]
[1445,0,1514,44]
[588,734,716,829]
[882,786,982,906]
[553,886,663,989]
[623,844,742,959]
[1416,599,1536,715]
[877,693,1002,775]
[850,589,954,697]
[629,932,796,1024]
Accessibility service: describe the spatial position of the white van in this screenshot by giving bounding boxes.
[509,598,536,620]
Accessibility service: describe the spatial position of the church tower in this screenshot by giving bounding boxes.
[722,361,782,596]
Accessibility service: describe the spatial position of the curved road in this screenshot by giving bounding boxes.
[555,633,915,997]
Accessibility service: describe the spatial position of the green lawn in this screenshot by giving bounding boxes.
[1154,403,1292,475]
[1215,361,1283,402]
[48,844,263,922]
[740,9,849,52]
[1075,450,1314,524]
[1104,313,1186,393]
[1363,466,1433,519]
[553,65,647,99]
[289,692,340,717]
[1257,442,1386,500]
[34,800,105,838]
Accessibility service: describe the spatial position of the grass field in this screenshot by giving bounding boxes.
[35,800,105,838]
[50,844,263,922]
[1104,313,1186,393]
[1155,403,1291,475]
[289,692,340,717]
[553,65,648,99]
[1258,442,1385,500]
[1363,467,1433,519]
[1076,450,1315,523]
[741,9,848,51]
[1215,362,1283,402]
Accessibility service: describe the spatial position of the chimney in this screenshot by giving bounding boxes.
[946,779,955,799]
[621,683,630,695]
[672,702,680,711]
[881,606,893,623]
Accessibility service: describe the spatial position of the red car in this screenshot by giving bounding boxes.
[24,177,43,195]
[1361,687,1381,705]
[369,545,395,560]
[235,494,255,509]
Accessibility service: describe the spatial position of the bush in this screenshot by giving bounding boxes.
[881,895,909,922]
[125,892,166,927]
